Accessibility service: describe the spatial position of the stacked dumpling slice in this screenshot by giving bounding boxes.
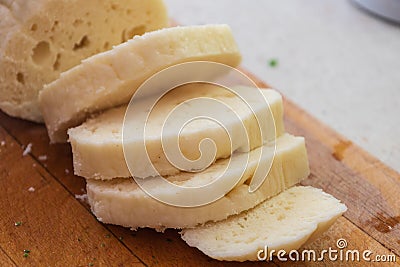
[39,23,346,261]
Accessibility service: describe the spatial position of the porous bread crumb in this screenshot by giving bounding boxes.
[38,155,48,161]
[28,187,35,192]
[1,141,5,146]
[22,143,32,156]
[75,194,88,203]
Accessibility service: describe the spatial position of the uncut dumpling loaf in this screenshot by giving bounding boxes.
[0,0,168,122]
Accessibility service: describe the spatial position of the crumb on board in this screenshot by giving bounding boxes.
[28,187,35,192]
[65,169,70,174]
[38,155,48,161]
[1,141,5,146]
[23,249,30,258]
[75,194,88,202]
[22,143,32,156]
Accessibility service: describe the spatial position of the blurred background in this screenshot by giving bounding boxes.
[165,0,400,172]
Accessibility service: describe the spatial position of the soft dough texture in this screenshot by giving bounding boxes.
[68,86,284,179]
[86,134,310,229]
[181,186,347,262]
[39,24,242,143]
[0,0,168,122]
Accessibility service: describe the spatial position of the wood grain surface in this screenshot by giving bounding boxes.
[0,68,399,266]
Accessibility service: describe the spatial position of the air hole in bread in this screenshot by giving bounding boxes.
[103,42,110,50]
[111,4,118,10]
[168,43,177,53]
[73,19,84,27]
[53,53,61,71]
[277,214,286,221]
[32,41,52,66]
[121,25,147,42]
[16,73,25,85]
[73,36,90,51]
[51,21,59,32]
[30,24,37,31]
[126,9,132,15]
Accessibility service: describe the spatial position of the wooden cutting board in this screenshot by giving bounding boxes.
[0,69,399,266]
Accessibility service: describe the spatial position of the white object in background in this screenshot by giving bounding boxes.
[353,0,400,23]
[164,0,400,173]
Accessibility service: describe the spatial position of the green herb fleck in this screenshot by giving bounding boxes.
[15,221,22,226]
[100,243,105,247]
[23,249,30,258]
[269,59,278,68]
[77,238,82,242]
[88,263,94,267]
[118,236,123,241]
[104,234,111,238]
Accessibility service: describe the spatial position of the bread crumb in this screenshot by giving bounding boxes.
[22,143,32,156]
[0,141,5,146]
[28,187,35,192]
[65,168,70,174]
[75,194,88,202]
[38,155,48,161]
